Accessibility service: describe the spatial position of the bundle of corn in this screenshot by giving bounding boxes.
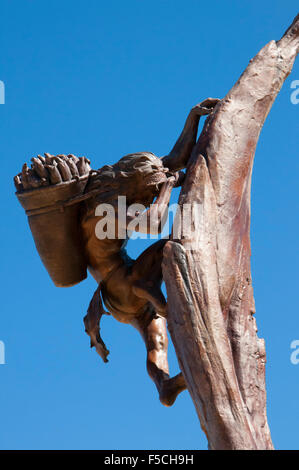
[14,153,91,192]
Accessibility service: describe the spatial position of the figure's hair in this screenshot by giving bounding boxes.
[85,152,168,205]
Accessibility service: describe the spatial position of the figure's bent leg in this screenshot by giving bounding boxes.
[132,281,166,318]
[131,239,168,317]
[132,311,187,407]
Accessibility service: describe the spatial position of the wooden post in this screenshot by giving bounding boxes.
[162,14,299,450]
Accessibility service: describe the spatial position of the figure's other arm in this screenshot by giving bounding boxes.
[125,175,179,235]
[83,285,110,363]
[162,98,220,172]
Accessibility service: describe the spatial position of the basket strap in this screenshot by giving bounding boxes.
[25,188,105,216]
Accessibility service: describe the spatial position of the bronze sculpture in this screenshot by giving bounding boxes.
[15,98,219,407]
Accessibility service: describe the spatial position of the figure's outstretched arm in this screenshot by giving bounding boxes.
[162,98,220,172]
[83,284,110,363]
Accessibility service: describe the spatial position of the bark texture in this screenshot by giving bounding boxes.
[162,14,299,450]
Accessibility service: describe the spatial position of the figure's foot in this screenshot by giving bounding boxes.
[159,372,187,407]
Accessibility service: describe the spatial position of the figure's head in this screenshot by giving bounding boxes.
[86,152,169,206]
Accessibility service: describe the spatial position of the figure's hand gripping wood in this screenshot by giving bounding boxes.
[84,285,110,363]
[162,98,220,172]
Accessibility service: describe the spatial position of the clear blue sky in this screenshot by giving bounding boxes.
[0,1,298,450]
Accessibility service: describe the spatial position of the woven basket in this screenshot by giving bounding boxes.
[16,175,89,287]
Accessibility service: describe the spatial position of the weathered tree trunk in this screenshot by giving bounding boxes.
[162,14,299,450]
